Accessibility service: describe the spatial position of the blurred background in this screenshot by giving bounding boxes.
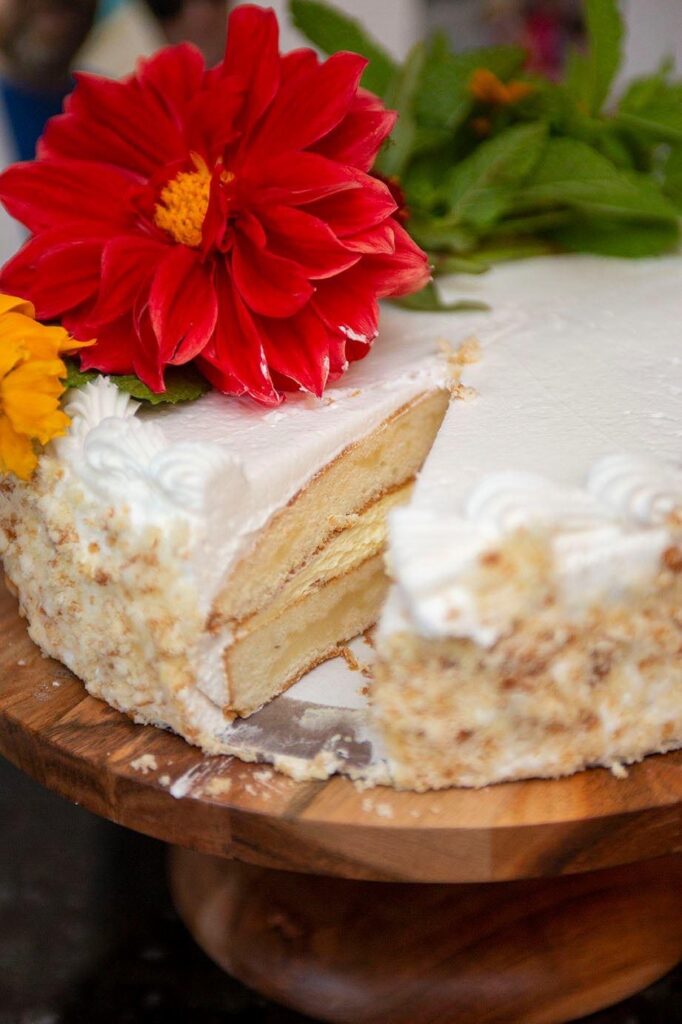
[1,0,680,261]
[78,0,682,79]
[1,1,682,175]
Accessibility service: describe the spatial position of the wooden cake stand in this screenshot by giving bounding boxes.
[0,582,680,1024]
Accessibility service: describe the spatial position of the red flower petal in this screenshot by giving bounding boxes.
[149,246,218,364]
[186,74,244,164]
[363,221,431,297]
[29,239,103,320]
[223,4,280,134]
[257,205,360,279]
[246,51,368,160]
[137,43,205,122]
[244,151,362,207]
[78,314,139,375]
[342,220,396,255]
[231,231,313,318]
[40,73,185,175]
[279,48,319,88]
[314,266,380,347]
[197,269,279,405]
[304,173,397,236]
[260,304,333,396]
[313,103,396,172]
[0,222,106,297]
[0,159,136,233]
[85,235,168,328]
[235,209,267,249]
[134,305,167,392]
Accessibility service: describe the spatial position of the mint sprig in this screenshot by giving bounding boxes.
[63,360,210,405]
[290,0,681,278]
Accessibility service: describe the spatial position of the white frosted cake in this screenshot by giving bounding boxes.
[375,255,682,788]
[1,255,680,787]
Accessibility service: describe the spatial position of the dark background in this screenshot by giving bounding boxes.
[0,757,679,1024]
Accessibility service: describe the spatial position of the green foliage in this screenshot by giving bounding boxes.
[290,0,681,290]
[664,145,682,210]
[289,0,397,97]
[517,138,679,220]
[565,0,623,114]
[413,35,525,135]
[392,282,488,312]
[63,361,210,405]
[553,218,680,257]
[376,42,426,177]
[439,123,548,231]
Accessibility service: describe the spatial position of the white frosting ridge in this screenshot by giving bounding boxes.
[57,379,243,520]
[587,453,682,525]
[382,255,682,646]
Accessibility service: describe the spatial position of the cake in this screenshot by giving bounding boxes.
[0,325,449,750]
[1,254,680,790]
[375,255,682,789]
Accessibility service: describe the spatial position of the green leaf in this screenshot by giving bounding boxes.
[430,254,490,275]
[553,217,680,257]
[616,90,682,143]
[289,0,397,98]
[392,282,489,312]
[64,361,98,390]
[494,209,574,235]
[516,137,680,221]
[472,237,556,263]
[63,361,211,405]
[663,145,682,209]
[413,35,525,136]
[375,42,425,178]
[565,0,623,114]
[407,216,478,254]
[617,60,675,114]
[439,122,548,230]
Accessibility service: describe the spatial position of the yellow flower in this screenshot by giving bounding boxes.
[0,294,90,480]
[469,68,535,106]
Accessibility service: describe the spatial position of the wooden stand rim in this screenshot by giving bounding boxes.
[1,583,680,882]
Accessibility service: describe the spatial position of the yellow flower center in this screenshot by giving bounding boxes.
[154,159,212,248]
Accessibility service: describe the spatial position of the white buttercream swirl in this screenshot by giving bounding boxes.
[390,454,680,645]
[465,471,611,532]
[56,377,140,456]
[588,454,682,525]
[53,377,245,519]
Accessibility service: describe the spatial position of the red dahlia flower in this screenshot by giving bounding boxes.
[0,5,429,403]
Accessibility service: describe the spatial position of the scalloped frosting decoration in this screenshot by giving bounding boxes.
[55,377,246,519]
[390,455,682,646]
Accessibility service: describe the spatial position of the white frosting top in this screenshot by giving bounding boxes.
[53,253,681,647]
[381,254,682,645]
[54,318,448,612]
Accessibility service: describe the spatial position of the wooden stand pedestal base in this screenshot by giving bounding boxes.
[1,582,680,1024]
[170,849,681,1024]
